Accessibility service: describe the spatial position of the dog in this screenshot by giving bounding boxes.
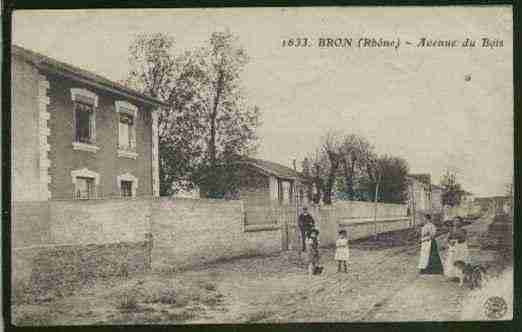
[313,266,324,275]
[453,260,487,289]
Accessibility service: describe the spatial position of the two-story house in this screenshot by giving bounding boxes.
[406,173,432,213]
[431,184,444,213]
[11,45,165,202]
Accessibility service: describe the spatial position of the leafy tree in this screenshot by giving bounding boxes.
[125,32,260,197]
[338,134,373,200]
[306,149,327,204]
[362,154,409,204]
[440,169,463,207]
[321,131,344,205]
[301,157,314,202]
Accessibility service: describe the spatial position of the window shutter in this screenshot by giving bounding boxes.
[118,121,125,148]
[90,108,96,144]
[72,104,77,142]
[130,124,136,149]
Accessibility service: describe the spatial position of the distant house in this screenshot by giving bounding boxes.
[11,45,165,201]
[406,173,432,213]
[431,184,444,213]
[459,190,475,205]
[234,158,312,225]
[475,196,511,215]
[236,158,311,206]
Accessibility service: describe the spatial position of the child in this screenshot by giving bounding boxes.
[306,229,321,277]
[335,230,349,273]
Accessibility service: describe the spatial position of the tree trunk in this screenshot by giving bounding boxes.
[323,166,337,205]
[342,158,356,200]
[209,70,224,168]
[207,69,225,195]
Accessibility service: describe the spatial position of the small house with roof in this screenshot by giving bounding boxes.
[234,158,312,225]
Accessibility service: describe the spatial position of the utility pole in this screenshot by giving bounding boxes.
[371,160,381,239]
[373,174,381,238]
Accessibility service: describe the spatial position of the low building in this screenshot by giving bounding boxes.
[12,45,166,202]
[475,196,512,215]
[234,158,311,225]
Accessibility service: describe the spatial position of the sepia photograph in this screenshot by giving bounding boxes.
[9,6,513,325]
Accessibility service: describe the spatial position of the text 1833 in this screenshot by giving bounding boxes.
[282,38,310,47]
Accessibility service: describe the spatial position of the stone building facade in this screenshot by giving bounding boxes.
[431,184,444,213]
[11,45,164,202]
[406,173,432,214]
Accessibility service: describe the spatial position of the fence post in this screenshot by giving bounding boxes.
[144,232,153,271]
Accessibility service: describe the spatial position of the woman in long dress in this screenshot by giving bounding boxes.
[418,214,444,274]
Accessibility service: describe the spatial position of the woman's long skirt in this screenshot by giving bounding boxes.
[419,240,444,275]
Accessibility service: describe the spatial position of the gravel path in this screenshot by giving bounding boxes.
[183,215,499,323]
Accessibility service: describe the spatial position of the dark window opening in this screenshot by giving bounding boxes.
[75,177,95,199]
[121,180,133,197]
[74,102,94,144]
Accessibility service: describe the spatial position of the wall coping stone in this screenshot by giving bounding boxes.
[244,224,281,232]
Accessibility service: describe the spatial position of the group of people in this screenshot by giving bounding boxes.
[298,207,350,277]
[417,214,469,280]
[299,207,470,281]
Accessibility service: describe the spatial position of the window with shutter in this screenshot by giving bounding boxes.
[74,102,95,144]
[75,177,95,199]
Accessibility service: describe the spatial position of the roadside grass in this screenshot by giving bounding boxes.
[243,309,276,323]
[12,273,225,326]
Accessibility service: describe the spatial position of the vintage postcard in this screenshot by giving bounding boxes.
[9,6,513,326]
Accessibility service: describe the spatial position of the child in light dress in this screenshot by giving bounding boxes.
[335,230,350,273]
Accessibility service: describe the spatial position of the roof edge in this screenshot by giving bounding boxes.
[237,160,301,181]
[12,44,168,108]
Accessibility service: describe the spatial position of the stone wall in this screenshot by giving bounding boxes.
[12,197,283,295]
[11,199,154,299]
[445,204,482,220]
[150,198,281,271]
[315,201,411,247]
[48,199,152,245]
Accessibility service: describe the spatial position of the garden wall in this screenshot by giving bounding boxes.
[150,198,281,271]
[314,201,411,247]
[12,199,153,300]
[12,197,282,297]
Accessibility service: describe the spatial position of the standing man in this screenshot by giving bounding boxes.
[298,206,315,252]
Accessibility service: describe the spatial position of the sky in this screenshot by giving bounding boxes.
[13,7,513,197]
